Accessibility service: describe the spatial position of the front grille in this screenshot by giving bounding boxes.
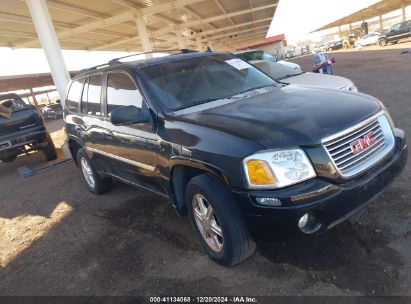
[323,113,395,178]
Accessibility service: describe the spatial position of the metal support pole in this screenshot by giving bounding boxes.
[136,15,153,58]
[176,29,186,49]
[379,15,384,31]
[25,0,70,107]
[338,26,342,38]
[349,23,352,34]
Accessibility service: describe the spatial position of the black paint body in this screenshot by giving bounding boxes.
[65,52,407,234]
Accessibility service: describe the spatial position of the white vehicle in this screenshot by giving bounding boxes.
[355,32,381,48]
[234,50,302,72]
[252,60,358,92]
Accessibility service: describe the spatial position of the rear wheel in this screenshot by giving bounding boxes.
[77,148,112,194]
[41,137,57,161]
[186,173,255,266]
[379,38,387,47]
[0,153,18,163]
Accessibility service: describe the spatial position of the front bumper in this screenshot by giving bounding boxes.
[233,128,407,234]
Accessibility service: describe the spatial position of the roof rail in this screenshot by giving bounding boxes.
[78,49,199,75]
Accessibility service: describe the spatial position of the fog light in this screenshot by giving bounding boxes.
[256,197,282,206]
[298,212,322,234]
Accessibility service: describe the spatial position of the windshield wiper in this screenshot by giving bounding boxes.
[173,97,223,111]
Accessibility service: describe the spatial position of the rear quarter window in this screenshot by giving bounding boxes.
[66,79,83,113]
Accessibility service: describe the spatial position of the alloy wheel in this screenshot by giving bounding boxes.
[192,193,223,252]
[80,157,95,189]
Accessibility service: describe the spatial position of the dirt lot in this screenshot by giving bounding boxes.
[0,48,410,297]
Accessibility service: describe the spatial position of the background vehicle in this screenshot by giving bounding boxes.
[378,20,411,47]
[251,60,358,91]
[325,40,343,51]
[0,93,57,163]
[42,103,63,119]
[234,50,302,72]
[342,32,360,48]
[66,51,406,266]
[355,32,381,48]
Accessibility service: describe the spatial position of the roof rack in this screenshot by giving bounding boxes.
[78,49,199,75]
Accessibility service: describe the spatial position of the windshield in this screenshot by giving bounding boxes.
[252,61,302,80]
[235,50,278,62]
[141,53,279,112]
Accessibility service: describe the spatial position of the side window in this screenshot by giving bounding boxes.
[80,74,103,116]
[106,72,143,115]
[66,79,83,112]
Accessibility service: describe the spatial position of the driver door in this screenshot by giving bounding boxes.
[102,71,161,193]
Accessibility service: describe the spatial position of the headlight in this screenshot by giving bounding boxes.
[243,149,316,189]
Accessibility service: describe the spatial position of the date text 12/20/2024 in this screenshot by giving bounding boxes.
[149,296,258,303]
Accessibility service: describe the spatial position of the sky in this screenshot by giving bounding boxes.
[267,0,381,44]
[0,0,405,77]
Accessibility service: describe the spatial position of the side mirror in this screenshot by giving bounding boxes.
[110,105,149,126]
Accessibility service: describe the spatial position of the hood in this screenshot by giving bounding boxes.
[174,85,381,149]
[282,72,352,90]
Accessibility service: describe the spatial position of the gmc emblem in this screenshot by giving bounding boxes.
[350,131,377,155]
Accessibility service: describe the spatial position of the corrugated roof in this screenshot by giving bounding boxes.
[0,0,278,51]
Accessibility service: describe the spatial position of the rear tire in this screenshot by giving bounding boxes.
[77,148,112,194]
[186,173,255,266]
[41,136,57,161]
[0,153,18,163]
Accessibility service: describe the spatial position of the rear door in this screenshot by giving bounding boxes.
[78,74,110,173]
[102,71,160,193]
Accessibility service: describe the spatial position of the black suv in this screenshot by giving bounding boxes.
[65,51,407,266]
[379,20,411,46]
[0,93,57,163]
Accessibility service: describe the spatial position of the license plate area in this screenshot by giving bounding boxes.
[0,141,11,150]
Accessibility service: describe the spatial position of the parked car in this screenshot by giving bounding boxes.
[379,20,411,47]
[0,93,57,163]
[66,51,407,266]
[251,60,358,91]
[325,40,343,51]
[234,50,302,72]
[355,32,381,48]
[42,103,63,119]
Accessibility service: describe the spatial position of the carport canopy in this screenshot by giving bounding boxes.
[312,0,411,32]
[0,0,277,52]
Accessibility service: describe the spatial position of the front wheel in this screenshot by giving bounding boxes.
[379,38,387,47]
[186,174,255,266]
[77,148,112,194]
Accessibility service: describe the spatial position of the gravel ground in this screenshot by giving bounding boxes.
[0,47,410,297]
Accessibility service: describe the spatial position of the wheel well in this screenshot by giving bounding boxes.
[68,139,81,166]
[171,165,229,215]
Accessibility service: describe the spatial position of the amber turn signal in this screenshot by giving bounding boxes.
[246,160,277,185]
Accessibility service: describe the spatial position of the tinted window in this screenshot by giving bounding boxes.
[81,74,102,116]
[66,79,83,112]
[107,72,143,115]
[141,54,278,111]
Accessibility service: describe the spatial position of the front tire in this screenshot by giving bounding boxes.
[186,173,255,266]
[379,38,387,47]
[77,148,112,194]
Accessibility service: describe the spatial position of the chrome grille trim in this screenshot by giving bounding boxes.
[322,112,395,178]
